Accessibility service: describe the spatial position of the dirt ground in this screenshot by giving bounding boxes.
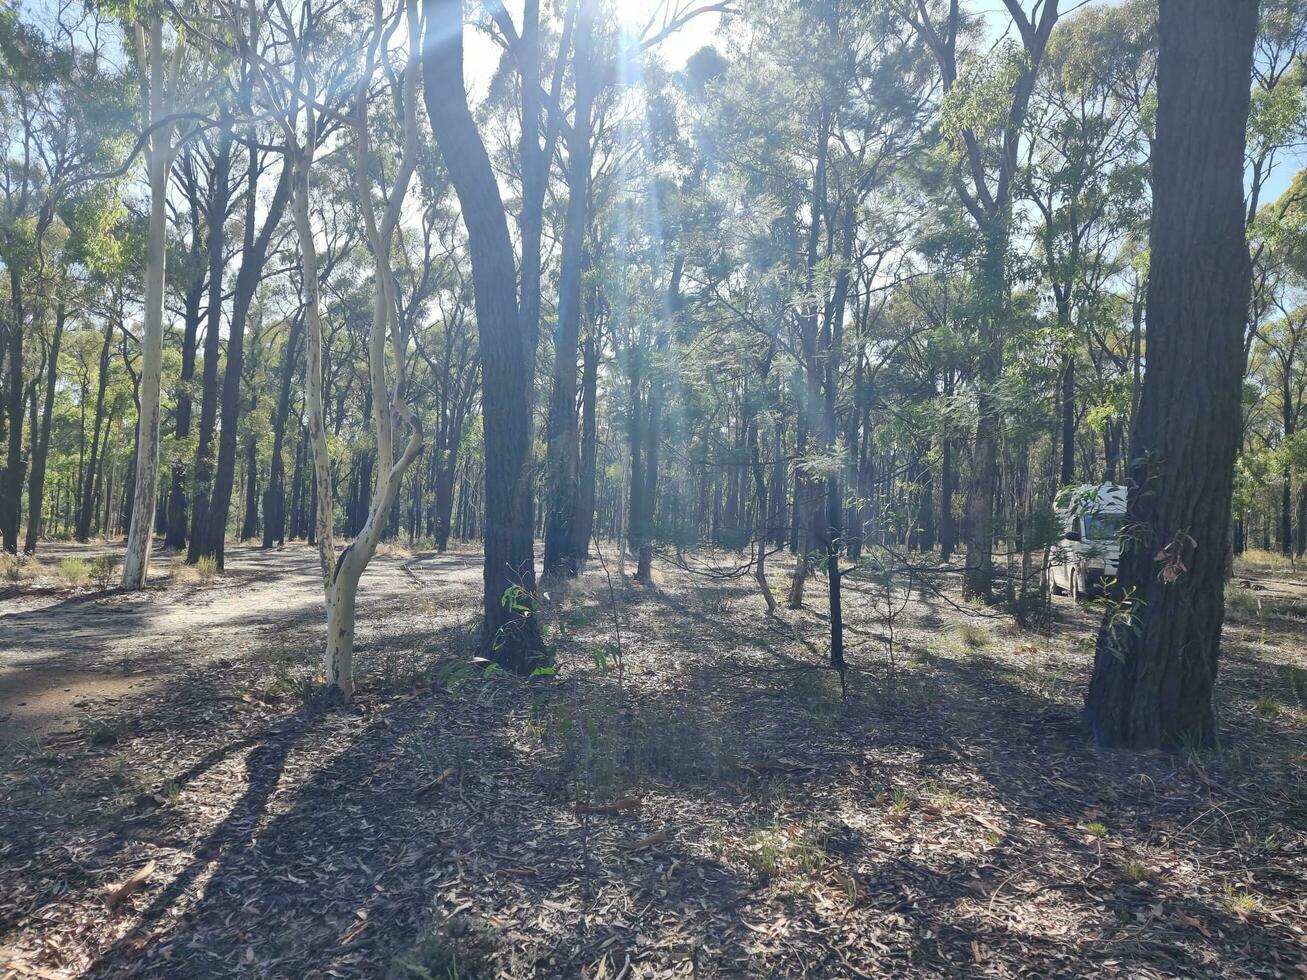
[2,541,1306,978]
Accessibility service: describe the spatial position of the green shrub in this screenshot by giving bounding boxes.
[0,553,33,583]
[90,554,121,589]
[195,555,219,582]
[58,558,90,587]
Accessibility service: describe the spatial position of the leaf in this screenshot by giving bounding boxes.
[414,767,455,795]
[575,795,643,816]
[1176,911,1213,938]
[106,860,156,909]
[623,828,669,851]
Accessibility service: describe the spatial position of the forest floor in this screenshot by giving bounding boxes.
[2,541,1306,979]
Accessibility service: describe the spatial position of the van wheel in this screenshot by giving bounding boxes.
[1069,570,1080,603]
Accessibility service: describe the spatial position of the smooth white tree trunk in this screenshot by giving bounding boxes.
[122,19,178,590]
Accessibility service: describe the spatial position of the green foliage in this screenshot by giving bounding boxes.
[58,558,90,586]
[90,554,121,589]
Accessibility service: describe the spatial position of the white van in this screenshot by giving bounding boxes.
[1050,483,1127,600]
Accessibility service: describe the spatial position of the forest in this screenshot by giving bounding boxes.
[2,0,1306,976]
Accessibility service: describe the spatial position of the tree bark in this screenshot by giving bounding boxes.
[263,312,303,547]
[542,0,597,579]
[76,319,114,541]
[423,0,545,672]
[2,266,25,553]
[1084,0,1256,750]
[122,18,178,589]
[194,153,292,566]
[23,302,65,553]
[186,132,232,562]
[166,156,208,550]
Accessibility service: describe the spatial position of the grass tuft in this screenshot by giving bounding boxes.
[58,558,90,587]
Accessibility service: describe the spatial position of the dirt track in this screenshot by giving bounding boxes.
[0,542,483,743]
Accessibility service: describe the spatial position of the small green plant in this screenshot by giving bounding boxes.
[956,622,988,649]
[1222,884,1259,916]
[81,716,131,746]
[58,558,90,587]
[254,667,319,706]
[90,554,121,589]
[1119,859,1152,884]
[1,553,30,583]
[195,555,219,582]
[889,787,912,814]
[1252,697,1281,719]
[738,827,827,881]
[1085,821,1108,839]
[387,917,496,980]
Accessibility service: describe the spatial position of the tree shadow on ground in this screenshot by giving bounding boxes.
[4,562,1306,978]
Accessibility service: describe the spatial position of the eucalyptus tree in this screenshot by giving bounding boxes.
[1023,6,1149,486]
[120,1,220,588]
[1084,0,1258,750]
[0,1,131,553]
[897,0,1061,602]
[422,0,547,672]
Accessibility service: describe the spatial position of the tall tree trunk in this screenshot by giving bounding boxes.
[23,302,65,553]
[1084,0,1256,750]
[962,223,1008,602]
[263,313,303,547]
[2,267,24,553]
[122,25,177,589]
[543,2,597,579]
[1059,351,1075,486]
[166,167,207,550]
[241,433,259,539]
[187,132,233,562]
[196,154,292,567]
[424,0,545,672]
[76,320,114,541]
[575,311,599,559]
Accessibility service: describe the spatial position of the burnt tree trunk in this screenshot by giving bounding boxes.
[195,155,291,567]
[575,310,599,559]
[23,302,65,553]
[263,313,302,547]
[424,0,546,672]
[542,0,597,579]
[76,319,114,541]
[1084,0,1256,750]
[188,133,233,561]
[166,158,208,550]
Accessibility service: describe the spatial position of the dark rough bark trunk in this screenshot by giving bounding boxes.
[167,178,207,550]
[633,259,680,583]
[962,224,1008,602]
[241,433,258,540]
[188,134,233,561]
[290,424,306,541]
[424,0,545,672]
[1280,375,1294,554]
[542,0,597,579]
[1085,0,1256,751]
[576,315,599,559]
[1059,353,1075,486]
[195,156,291,567]
[24,302,65,553]
[263,313,302,548]
[940,429,956,560]
[1296,485,1307,558]
[2,267,25,553]
[76,320,114,541]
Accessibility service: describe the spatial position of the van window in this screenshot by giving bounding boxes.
[1082,514,1124,541]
